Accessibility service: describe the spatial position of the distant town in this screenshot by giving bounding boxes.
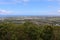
[0,16,60,26]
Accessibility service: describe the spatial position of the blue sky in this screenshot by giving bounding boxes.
[0,0,60,16]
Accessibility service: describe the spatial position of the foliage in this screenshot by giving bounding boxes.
[40,25,54,40]
[0,21,54,40]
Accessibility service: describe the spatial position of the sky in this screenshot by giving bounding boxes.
[0,0,60,16]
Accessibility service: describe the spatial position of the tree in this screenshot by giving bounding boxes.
[40,25,54,40]
[23,21,41,40]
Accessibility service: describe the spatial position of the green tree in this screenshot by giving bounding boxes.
[23,21,41,40]
[40,25,54,40]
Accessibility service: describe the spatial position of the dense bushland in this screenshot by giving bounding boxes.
[0,21,58,40]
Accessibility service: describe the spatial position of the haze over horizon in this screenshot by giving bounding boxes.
[0,0,60,16]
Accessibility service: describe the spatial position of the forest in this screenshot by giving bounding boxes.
[0,21,60,40]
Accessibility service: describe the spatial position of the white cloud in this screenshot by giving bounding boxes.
[0,0,29,4]
[48,0,54,1]
[23,0,29,2]
[48,5,54,8]
[57,10,60,13]
[0,10,12,14]
[0,0,59,5]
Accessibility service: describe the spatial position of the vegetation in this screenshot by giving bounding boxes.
[0,21,59,40]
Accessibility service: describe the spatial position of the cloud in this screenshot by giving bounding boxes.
[0,0,29,4]
[22,0,29,2]
[0,0,60,5]
[0,10,12,14]
[48,0,54,1]
[48,5,54,8]
[0,2,16,4]
[47,0,60,4]
[57,10,60,13]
